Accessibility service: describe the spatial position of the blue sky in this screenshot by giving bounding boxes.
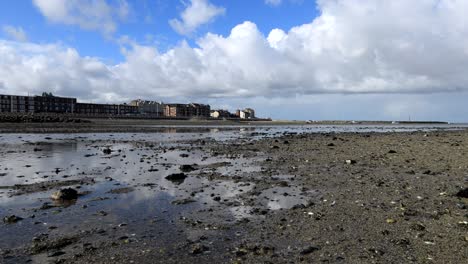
[0,1,318,62]
[1,0,468,122]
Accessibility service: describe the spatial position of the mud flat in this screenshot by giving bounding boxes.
[0,129,467,263]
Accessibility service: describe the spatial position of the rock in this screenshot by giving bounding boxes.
[327,143,335,147]
[107,187,134,194]
[180,164,197,172]
[388,150,397,154]
[386,218,396,224]
[411,223,426,231]
[98,211,108,216]
[345,159,357,165]
[455,188,468,198]
[47,251,65,257]
[51,188,78,200]
[300,246,320,255]
[179,153,190,158]
[102,148,112,155]
[191,244,209,254]
[40,203,55,210]
[165,173,188,184]
[3,215,23,224]
[172,198,196,205]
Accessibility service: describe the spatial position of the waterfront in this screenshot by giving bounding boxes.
[1,125,467,263]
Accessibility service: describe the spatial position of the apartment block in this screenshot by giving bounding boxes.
[129,99,164,116]
[0,94,35,113]
[34,95,76,113]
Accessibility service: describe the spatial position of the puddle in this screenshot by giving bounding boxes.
[0,136,261,249]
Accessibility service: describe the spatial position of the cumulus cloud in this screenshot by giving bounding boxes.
[2,25,28,42]
[169,0,225,36]
[2,0,468,107]
[32,0,129,36]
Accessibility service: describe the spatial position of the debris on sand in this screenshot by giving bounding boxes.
[3,215,23,224]
[51,188,78,200]
[456,188,468,198]
[107,187,134,194]
[191,244,209,254]
[102,148,112,155]
[165,173,188,184]
[300,245,320,255]
[172,198,196,205]
[180,164,197,172]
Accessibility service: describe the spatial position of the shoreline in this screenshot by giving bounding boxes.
[1,129,467,263]
[0,118,463,134]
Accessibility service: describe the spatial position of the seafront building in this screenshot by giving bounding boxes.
[210,109,231,118]
[0,94,35,113]
[235,108,256,119]
[0,92,257,120]
[129,100,164,116]
[164,103,211,118]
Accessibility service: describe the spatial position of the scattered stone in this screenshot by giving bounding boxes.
[107,187,134,194]
[30,237,78,254]
[48,251,65,257]
[165,173,188,184]
[300,246,320,255]
[172,198,196,205]
[40,203,55,210]
[3,215,23,224]
[455,188,468,199]
[180,164,197,172]
[386,218,396,224]
[345,159,357,165]
[411,223,426,231]
[98,211,108,216]
[388,150,397,154]
[102,148,112,155]
[191,244,209,254]
[51,188,78,200]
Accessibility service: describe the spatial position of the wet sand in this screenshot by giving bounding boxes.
[0,129,467,263]
[0,119,305,134]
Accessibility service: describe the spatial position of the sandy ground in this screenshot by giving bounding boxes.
[0,129,467,263]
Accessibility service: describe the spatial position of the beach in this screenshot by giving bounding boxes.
[0,125,467,263]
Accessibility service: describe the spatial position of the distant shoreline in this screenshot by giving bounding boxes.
[0,118,460,134]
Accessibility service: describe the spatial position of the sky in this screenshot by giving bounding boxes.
[1,0,468,122]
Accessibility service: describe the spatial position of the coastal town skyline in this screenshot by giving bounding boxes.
[1,1,468,122]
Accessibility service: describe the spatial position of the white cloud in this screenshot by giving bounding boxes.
[2,0,468,117]
[265,0,282,6]
[169,0,225,36]
[32,0,129,36]
[2,25,28,42]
